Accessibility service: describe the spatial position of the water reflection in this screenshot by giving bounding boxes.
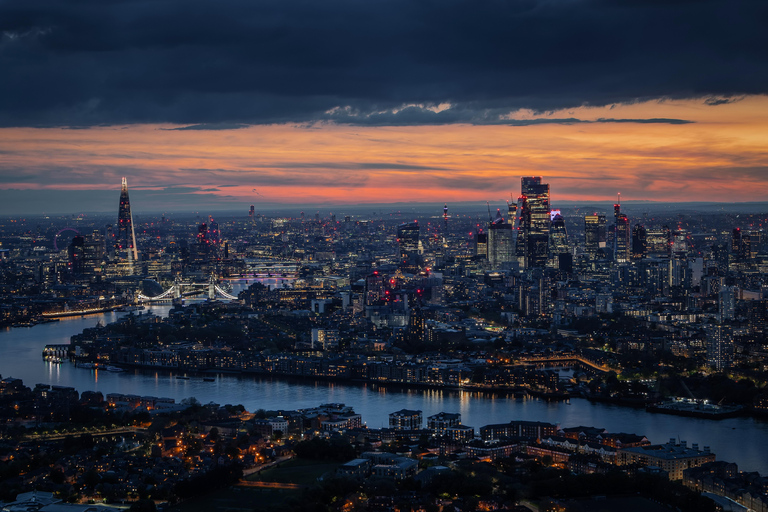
[0,292,767,473]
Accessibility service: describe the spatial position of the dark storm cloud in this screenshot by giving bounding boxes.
[704,96,745,106]
[162,123,250,131]
[0,0,765,127]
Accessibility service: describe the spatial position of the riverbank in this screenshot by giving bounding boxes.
[4,308,768,474]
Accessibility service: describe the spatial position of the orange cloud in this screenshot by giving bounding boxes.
[0,97,766,208]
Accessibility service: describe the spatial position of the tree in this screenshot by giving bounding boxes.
[130,499,157,512]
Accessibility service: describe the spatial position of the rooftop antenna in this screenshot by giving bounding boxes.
[486,201,493,222]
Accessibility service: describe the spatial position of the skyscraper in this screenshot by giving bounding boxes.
[584,214,606,259]
[116,177,138,263]
[68,235,85,275]
[517,177,550,268]
[488,210,513,268]
[549,210,570,271]
[613,196,630,263]
[631,224,647,260]
[706,324,733,371]
[475,229,488,258]
[397,221,421,272]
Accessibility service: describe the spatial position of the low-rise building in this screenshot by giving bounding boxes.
[618,439,715,480]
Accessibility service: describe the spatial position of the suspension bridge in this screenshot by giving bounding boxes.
[137,275,239,302]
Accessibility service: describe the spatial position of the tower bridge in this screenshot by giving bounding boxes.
[137,275,238,302]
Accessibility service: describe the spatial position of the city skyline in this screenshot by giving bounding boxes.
[0,0,766,213]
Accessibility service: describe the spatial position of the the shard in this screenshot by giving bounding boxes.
[116,177,138,263]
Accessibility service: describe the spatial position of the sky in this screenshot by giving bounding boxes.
[0,0,766,214]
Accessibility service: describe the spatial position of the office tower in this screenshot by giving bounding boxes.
[584,214,606,259]
[105,224,115,259]
[208,217,220,246]
[549,210,568,254]
[710,243,729,275]
[731,228,755,261]
[191,223,211,264]
[116,177,138,263]
[517,177,550,268]
[83,230,105,277]
[508,198,517,220]
[632,224,647,260]
[68,235,85,275]
[549,210,571,271]
[407,306,427,346]
[731,228,742,256]
[475,230,488,258]
[671,229,689,260]
[614,196,630,263]
[365,272,386,306]
[719,286,736,321]
[488,210,513,268]
[706,325,733,371]
[249,205,255,218]
[646,226,671,258]
[515,196,529,264]
[397,221,421,272]
[443,203,448,229]
[197,223,208,245]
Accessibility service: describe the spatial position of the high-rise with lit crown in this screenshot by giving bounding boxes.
[517,177,550,268]
[116,177,138,263]
[614,194,631,263]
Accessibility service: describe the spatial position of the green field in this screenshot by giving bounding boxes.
[170,459,341,512]
[170,486,297,512]
[246,458,341,486]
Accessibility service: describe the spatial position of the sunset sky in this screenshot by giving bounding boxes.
[1,0,766,214]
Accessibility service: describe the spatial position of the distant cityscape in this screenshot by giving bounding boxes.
[1,177,768,511]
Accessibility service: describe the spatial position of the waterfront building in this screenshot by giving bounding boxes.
[466,440,521,461]
[480,420,558,441]
[427,412,461,434]
[389,409,423,430]
[617,439,715,480]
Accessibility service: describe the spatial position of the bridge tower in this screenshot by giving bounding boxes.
[208,274,216,300]
[173,278,182,299]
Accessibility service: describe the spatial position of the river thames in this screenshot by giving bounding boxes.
[2,294,767,474]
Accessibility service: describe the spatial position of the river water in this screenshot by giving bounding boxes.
[2,281,767,473]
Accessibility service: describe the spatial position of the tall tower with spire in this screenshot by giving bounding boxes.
[116,177,138,263]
